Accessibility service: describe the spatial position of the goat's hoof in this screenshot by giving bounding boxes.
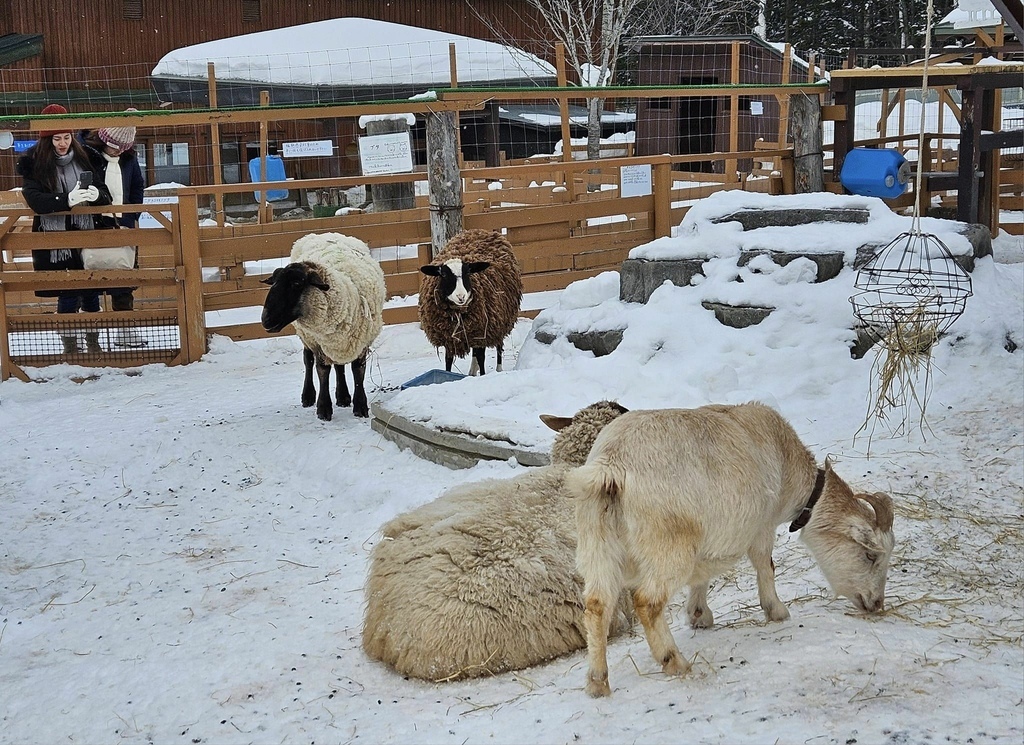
[688,608,714,629]
[585,677,611,698]
[662,654,691,677]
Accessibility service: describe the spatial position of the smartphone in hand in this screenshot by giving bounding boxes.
[77,171,93,188]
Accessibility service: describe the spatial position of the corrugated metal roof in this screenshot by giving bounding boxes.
[0,33,43,67]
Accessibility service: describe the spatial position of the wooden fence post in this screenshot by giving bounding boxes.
[654,162,672,238]
[175,193,207,362]
[790,93,824,193]
[365,118,416,210]
[426,110,464,259]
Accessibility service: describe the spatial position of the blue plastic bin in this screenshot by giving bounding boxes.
[248,155,289,202]
[400,369,467,390]
[839,148,911,200]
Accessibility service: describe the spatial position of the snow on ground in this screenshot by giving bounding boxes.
[1,195,1022,745]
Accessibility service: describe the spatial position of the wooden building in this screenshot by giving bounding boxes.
[632,35,816,172]
[0,0,554,191]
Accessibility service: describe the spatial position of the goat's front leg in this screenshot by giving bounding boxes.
[748,535,789,622]
[686,581,714,629]
[582,592,615,698]
[301,347,316,408]
[314,355,333,421]
[634,586,691,678]
[350,350,369,418]
[334,363,351,407]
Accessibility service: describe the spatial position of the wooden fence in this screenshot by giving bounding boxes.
[0,147,792,380]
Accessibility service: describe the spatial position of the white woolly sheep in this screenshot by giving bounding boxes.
[418,229,523,375]
[261,232,386,420]
[568,402,896,697]
[362,401,634,682]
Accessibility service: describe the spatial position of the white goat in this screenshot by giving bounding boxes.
[567,402,895,697]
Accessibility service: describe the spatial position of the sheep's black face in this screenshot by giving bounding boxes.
[260,263,328,333]
[420,259,490,308]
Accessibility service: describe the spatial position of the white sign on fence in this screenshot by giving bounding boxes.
[139,195,179,229]
[620,164,652,198]
[358,132,413,176]
[282,140,334,157]
[750,101,764,116]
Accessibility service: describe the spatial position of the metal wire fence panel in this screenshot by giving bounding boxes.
[8,314,181,366]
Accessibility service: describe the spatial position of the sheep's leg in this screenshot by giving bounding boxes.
[748,536,790,622]
[634,586,691,678]
[314,355,333,421]
[582,592,615,698]
[444,348,455,372]
[351,350,369,418]
[470,347,485,375]
[334,364,351,408]
[686,581,714,629]
[496,343,503,372]
[301,347,316,408]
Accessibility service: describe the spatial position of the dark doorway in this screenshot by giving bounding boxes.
[677,76,718,173]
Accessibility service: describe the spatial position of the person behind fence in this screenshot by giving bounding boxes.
[17,103,112,355]
[82,113,147,347]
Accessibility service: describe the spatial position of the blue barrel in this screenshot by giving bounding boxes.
[840,148,911,199]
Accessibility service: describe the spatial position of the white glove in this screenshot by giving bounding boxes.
[67,185,100,207]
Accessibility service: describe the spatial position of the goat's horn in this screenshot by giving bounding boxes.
[858,492,894,532]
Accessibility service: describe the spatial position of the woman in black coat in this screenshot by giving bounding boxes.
[17,104,111,354]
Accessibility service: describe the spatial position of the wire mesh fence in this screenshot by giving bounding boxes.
[9,315,181,365]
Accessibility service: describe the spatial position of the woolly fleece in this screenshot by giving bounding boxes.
[418,229,523,359]
[362,401,633,681]
[289,233,385,365]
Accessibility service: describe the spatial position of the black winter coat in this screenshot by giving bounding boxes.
[17,146,113,295]
[83,143,145,229]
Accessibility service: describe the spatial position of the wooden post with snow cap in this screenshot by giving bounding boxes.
[426,110,463,259]
[790,92,823,194]
[207,63,225,227]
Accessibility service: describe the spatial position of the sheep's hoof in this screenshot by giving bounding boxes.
[585,675,611,698]
[316,408,333,422]
[301,397,315,408]
[764,604,790,623]
[353,407,369,418]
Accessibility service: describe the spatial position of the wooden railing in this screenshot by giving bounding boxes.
[0,147,793,379]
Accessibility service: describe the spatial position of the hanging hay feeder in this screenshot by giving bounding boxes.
[850,230,973,437]
[851,230,973,350]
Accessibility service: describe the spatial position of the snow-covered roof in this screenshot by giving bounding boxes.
[150,17,556,89]
[936,0,1009,31]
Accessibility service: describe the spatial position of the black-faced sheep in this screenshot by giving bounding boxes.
[362,401,634,682]
[418,229,523,375]
[261,232,386,420]
[568,402,896,697]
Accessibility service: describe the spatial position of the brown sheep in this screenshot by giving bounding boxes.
[418,229,523,374]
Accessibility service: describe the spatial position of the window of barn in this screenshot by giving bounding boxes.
[123,0,143,20]
[242,0,261,22]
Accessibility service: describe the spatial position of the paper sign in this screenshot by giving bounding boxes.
[620,164,652,198]
[750,101,764,116]
[358,132,413,175]
[139,195,178,229]
[282,140,334,157]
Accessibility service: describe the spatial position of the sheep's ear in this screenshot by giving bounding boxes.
[260,268,282,285]
[540,414,573,431]
[420,265,441,276]
[309,274,330,292]
[465,261,490,274]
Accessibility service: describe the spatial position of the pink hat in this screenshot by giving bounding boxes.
[97,109,138,152]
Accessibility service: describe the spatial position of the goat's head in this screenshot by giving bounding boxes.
[260,261,330,333]
[540,400,629,466]
[800,467,895,614]
[420,258,490,309]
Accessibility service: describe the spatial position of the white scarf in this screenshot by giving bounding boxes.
[103,152,124,219]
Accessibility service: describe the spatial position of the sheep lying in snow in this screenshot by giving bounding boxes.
[362,401,634,682]
[419,229,523,375]
[568,402,896,697]
[261,232,385,420]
